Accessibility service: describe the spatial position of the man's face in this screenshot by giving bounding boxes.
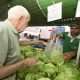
[70,26,80,37]
[17,16,30,32]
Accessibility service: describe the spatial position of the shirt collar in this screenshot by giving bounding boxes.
[5,20,18,35]
[68,32,80,39]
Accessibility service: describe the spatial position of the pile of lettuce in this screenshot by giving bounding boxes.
[17,46,80,80]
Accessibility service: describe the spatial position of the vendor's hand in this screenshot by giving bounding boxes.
[37,41,43,44]
[34,40,42,44]
[36,40,47,45]
[39,41,47,45]
[42,41,47,45]
[55,34,62,39]
[23,57,37,67]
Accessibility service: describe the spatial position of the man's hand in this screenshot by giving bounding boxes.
[0,57,37,79]
[23,57,37,67]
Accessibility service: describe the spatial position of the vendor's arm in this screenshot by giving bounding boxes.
[19,40,44,46]
[63,51,76,62]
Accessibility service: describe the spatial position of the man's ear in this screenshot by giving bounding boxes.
[17,16,23,24]
[19,16,23,21]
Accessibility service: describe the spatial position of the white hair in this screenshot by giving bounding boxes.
[8,5,30,20]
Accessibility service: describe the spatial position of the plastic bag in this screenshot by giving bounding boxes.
[44,38,64,66]
[44,38,63,53]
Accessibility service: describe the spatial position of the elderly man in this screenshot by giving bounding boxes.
[0,5,38,80]
[57,22,80,61]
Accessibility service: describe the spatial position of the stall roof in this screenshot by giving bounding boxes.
[0,0,80,26]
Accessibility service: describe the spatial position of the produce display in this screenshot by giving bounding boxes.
[17,46,80,80]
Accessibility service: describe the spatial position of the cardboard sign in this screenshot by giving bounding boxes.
[47,2,62,22]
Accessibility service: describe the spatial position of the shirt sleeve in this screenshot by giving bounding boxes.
[0,27,8,67]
